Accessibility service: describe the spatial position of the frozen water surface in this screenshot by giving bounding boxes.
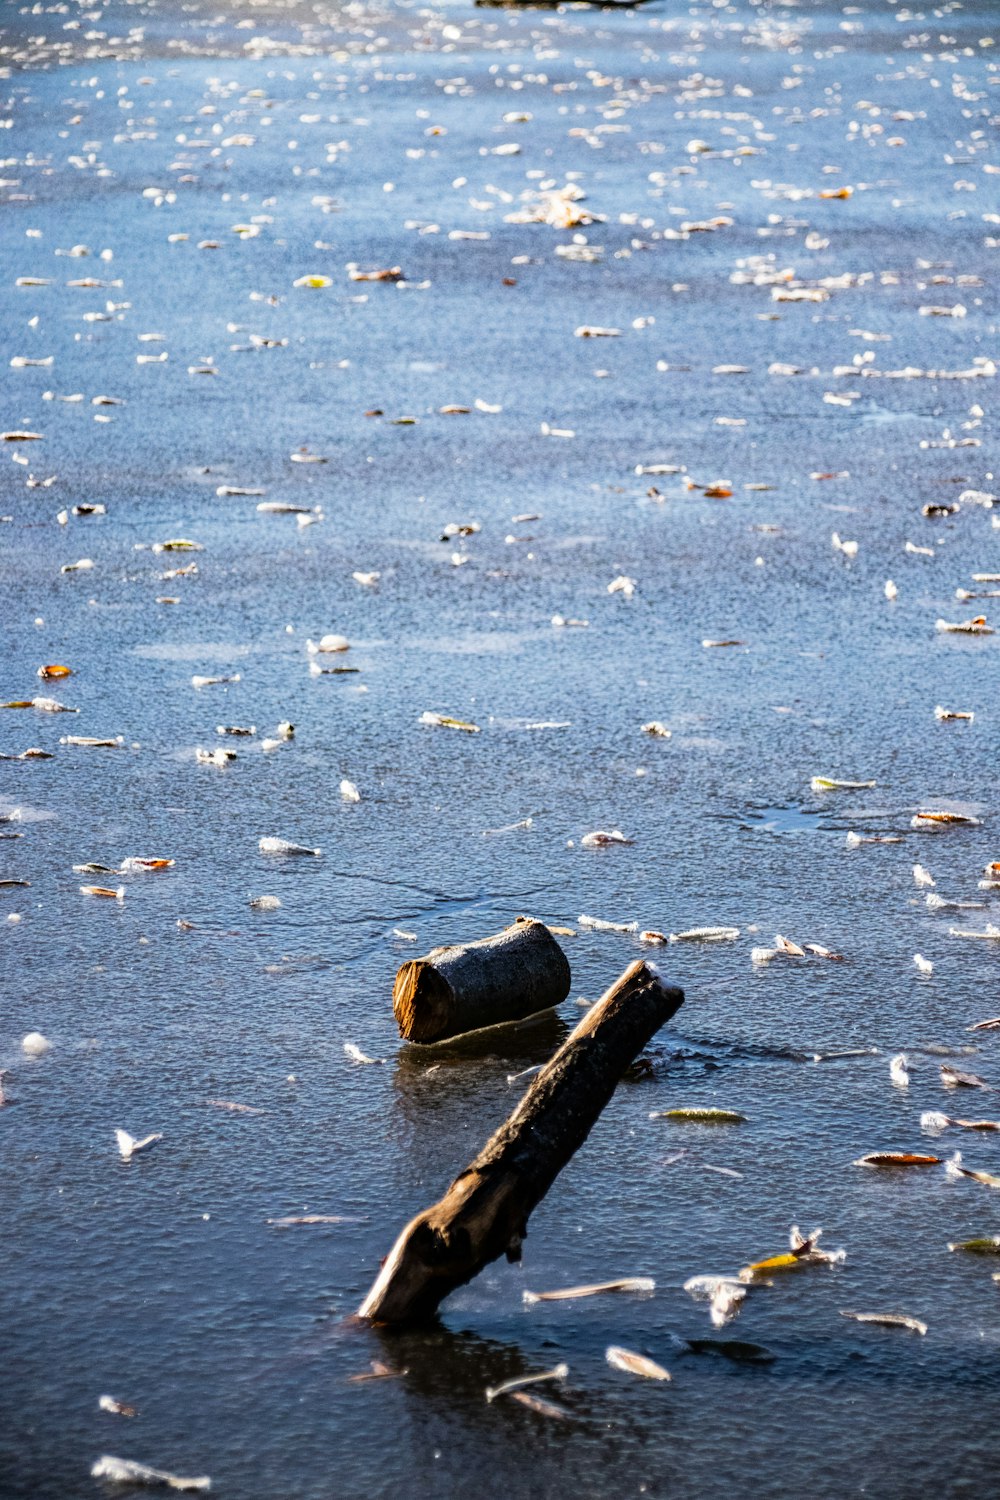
[1,0,999,1494]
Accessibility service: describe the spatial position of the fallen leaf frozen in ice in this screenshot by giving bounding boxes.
[831,533,859,559]
[941,1065,991,1090]
[98,1396,138,1418]
[196,748,235,768]
[911,811,980,828]
[948,1237,1000,1254]
[267,1215,368,1227]
[890,1055,910,1088]
[344,1043,383,1066]
[668,927,739,944]
[309,662,358,677]
[258,503,318,516]
[523,1278,654,1305]
[925,1113,1000,1134]
[650,1108,745,1124]
[116,1129,162,1160]
[90,1456,210,1491]
[949,924,1000,941]
[741,1227,845,1281]
[840,1311,927,1335]
[607,575,637,597]
[854,1152,940,1168]
[509,1391,571,1419]
[926,893,984,912]
[419,711,480,733]
[258,837,320,856]
[347,265,402,283]
[486,1364,569,1403]
[606,1347,671,1382]
[946,1152,1000,1188]
[580,830,633,848]
[935,616,994,635]
[578,914,638,934]
[306,634,350,654]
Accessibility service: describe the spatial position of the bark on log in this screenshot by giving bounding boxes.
[393,917,571,1044]
[359,959,683,1325]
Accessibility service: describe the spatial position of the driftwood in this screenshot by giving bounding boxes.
[359,959,683,1324]
[393,917,571,1044]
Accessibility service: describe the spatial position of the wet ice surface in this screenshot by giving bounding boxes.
[2,0,1000,1493]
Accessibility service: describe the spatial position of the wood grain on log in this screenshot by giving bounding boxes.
[359,959,683,1324]
[393,917,571,1044]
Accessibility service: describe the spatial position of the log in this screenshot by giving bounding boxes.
[359,959,683,1324]
[393,917,571,1045]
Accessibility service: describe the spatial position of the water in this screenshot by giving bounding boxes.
[2,0,999,1493]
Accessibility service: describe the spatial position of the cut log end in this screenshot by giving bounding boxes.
[393,961,453,1043]
[393,919,571,1044]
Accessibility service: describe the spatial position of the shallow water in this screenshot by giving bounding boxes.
[2,0,999,1494]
